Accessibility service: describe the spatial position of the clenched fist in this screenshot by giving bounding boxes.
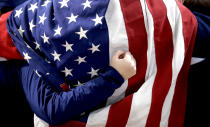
[110,50,136,80]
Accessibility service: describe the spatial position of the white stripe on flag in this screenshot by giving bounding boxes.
[0,57,7,61]
[86,0,129,126]
[126,0,157,126]
[34,114,49,127]
[106,80,128,105]
[160,0,185,126]
[86,106,111,127]
[105,0,129,106]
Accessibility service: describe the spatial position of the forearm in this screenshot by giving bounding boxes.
[20,64,124,125]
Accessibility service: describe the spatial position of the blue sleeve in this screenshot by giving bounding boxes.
[19,63,124,125]
[192,11,210,59]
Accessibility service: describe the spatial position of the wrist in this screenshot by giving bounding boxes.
[100,66,125,88]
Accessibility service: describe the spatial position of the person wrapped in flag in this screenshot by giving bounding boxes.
[0,50,136,125]
[0,0,202,126]
[4,0,138,125]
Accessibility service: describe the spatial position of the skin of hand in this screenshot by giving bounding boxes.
[110,50,136,80]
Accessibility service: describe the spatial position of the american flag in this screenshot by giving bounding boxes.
[5,0,197,126]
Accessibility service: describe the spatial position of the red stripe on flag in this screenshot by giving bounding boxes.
[105,0,148,126]
[168,2,198,127]
[120,0,148,96]
[105,95,133,127]
[145,0,174,126]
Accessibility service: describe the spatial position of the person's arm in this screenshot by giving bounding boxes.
[0,60,124,126]
[20,50,135,125]
[19,62,124,125]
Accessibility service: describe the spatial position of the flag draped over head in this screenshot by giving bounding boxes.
[7,0,197,127]
[7,0,112,91]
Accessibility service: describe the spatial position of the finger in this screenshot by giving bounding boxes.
[114,50,125,59]
[119,52,126,59]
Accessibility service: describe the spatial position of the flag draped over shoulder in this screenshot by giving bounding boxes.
[7,0,197,127]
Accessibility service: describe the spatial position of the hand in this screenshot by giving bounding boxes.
[110,50,136,80]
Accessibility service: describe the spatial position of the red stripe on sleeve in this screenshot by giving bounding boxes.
[0,11,23,60]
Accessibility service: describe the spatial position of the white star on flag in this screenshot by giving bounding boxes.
[62,41,73,52]
[33,41,40,50]
[18,25,24,37]
[41,0,51,7]
[75,27,88,40]
[58,0,70,8]
[51,50,61,61]
[61,67,73,77]
[41,32,50,44]
[39,13,47,25]
[29,20,36,31]
[75,56,87,64]
[28,3,38,13]
[92,14,103,26]
[88,43,100,53]
[14,8,23,18]
[23,52,32,63]
[66,13,78,24]
[54,25,62,36]
[88,67,99,78]
[81,0,92,10]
